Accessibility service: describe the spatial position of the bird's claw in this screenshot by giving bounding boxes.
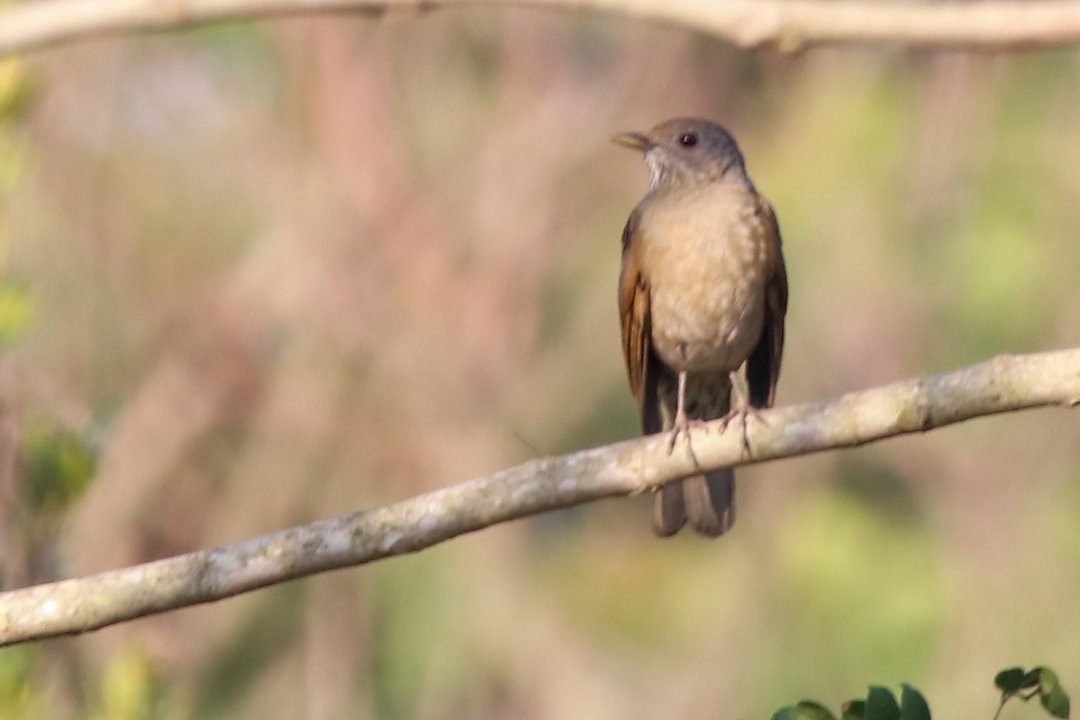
[717,405,767,457]
[667,411,705,470]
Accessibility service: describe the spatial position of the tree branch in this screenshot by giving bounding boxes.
[5,0,1080,57]
[0,348,1077,646]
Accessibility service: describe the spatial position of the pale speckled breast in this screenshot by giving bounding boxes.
[638,178,767,374]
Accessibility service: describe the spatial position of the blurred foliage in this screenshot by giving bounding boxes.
[0,57,32,255]
[774,668,1070,720]
[371,551,457,719]
[91,648,166,720]
[0,58,34,346]
[0,58,32,201]
[18,417,96,519]
[767,488,943,687]
[192,583,305,718]
[0,58,36,124]
[0,279,33,346]
[0,646,49,719]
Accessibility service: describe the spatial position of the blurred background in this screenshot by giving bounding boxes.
[1,7,1079,719]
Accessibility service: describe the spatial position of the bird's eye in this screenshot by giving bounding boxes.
[678,133,698,148]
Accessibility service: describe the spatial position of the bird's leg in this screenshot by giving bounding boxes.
[667,370,703,469]
[716,370,767,456]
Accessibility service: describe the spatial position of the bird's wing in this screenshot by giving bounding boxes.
[618,207,662,433]
[746,195,788,408]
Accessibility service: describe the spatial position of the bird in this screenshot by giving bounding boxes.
[613,117,788,538]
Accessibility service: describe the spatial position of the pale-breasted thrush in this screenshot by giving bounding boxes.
[614,117,788,537]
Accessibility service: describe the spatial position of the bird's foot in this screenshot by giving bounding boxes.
[717,400,767,457]
[667,410,706,470]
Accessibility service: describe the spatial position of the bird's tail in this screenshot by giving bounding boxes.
[652,469,735,538]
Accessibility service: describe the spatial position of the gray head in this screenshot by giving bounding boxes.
[612,117,747,189]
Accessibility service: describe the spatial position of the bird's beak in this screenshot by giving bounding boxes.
[610,131,652,152]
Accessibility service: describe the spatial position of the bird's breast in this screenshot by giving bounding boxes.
[640,184,768,373]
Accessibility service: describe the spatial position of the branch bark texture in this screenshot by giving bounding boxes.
[5,0,1080,57]
[1,348,1078,647]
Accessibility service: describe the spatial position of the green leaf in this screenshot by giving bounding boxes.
[1041,688,1070,719]
[772,700,838,720]
[899,684,931,720]
[1032,668,1070,719]
[1024,669,1045,691]
[996,668,1029,694]
[20,420,97,517]
[842,700,866,720]
[865,687,901,720]
[771,706,800,720]
[1037,667,1061,697]
[795,701,838,720]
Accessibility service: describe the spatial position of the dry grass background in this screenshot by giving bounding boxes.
[1,8,1080,719]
